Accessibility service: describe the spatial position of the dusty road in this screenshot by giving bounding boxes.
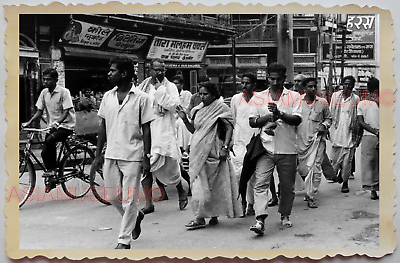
[19,156,379,251]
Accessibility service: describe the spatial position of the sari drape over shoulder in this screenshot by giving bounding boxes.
[189,100,243,219]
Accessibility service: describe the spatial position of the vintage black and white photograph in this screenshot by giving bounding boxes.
[4,2,396,261]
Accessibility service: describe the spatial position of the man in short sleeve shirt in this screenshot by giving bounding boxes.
[93,57,154,249]
[247,63,302,236]
[329,76,360,194]
[22,68,76,192]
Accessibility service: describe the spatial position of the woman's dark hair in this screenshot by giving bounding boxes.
[42,68,58,79]
[109,56,135,82]
[242,72,257,84]
[367,77,379,93]
[201,82,220,100]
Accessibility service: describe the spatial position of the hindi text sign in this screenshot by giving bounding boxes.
[147,36,208,62]
[60,19,114,47]
[107,30,148,50]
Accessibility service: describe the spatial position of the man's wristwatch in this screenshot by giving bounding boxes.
[145,153,152,158]
[222,145,229,151]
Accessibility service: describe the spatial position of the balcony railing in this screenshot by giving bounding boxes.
[206,54,267,68]
[293,53,316,67]
[142,14,233,30]
[235,24,277,43]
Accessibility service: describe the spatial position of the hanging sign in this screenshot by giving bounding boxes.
[59,20,115,47]
[147,36,208,62]
[107,30,148,50]
[346,14,376,43]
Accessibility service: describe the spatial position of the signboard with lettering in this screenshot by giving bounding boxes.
[59,20,114,47]
[323,43,374,60]
[346,14,376,43]
[357,68,377,89]
[107,30,148,50]
[147,36,208,62]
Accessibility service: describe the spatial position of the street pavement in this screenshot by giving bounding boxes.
[19,146,380,250]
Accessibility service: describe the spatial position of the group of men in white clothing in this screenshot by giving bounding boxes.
[232,64,379,236]
[25,56,378,247]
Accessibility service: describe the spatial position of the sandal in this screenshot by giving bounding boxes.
[179,197,188,210]
[250,220,265,236]
[281,216,293,228]
[307,198,318,209]
[209,217,219,225]
[185,220,206,230]
[179,190,189,210]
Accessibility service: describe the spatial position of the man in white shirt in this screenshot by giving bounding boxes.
[357,77,379,200]
[329,76,361,193]
[296,77,332,208]
[22,68,76,193]
[92,56,154,249]
[247,63,302,236]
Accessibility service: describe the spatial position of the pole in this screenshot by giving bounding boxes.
[327,14,335,95]
[232,35,236,95]
[340,15,348,81]
[340,29,346,81]
[277,14,294,81]
[315,15,320,79]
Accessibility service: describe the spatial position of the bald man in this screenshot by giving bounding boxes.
[293,74,307,93]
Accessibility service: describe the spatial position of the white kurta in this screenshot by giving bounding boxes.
[230,93,259,172]
[137,77,182,186]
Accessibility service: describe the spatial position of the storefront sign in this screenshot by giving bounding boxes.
[60,20,115,47]
[346,14,376,43]
[357,68,376,89]
[147,36,208,62]
[107,30,148,50]
[323,43,374,60]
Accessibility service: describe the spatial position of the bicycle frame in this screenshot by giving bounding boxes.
[20,130,71,174]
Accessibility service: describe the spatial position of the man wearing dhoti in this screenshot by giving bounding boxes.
[137,58,189,214]
[296,77,332,208]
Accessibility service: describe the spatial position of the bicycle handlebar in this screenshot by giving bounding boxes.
[21,127,51,133]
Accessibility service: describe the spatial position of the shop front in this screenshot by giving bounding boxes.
[57,19,150,96]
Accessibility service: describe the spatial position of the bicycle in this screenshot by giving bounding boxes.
[19,127,95,208]
[58,132,111,206]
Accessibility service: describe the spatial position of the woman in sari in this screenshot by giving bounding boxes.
[176,82,244,230]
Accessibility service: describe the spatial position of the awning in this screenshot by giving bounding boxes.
[63,46,139,60]
[19,47,39,58]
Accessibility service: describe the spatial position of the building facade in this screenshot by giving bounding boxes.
[19,14,235,123]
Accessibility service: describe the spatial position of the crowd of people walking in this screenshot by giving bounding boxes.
[22,56,379,249]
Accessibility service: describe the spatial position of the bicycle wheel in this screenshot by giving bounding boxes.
[19,151,36,208]
[60,145,93,199]
[90,164,111,205]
